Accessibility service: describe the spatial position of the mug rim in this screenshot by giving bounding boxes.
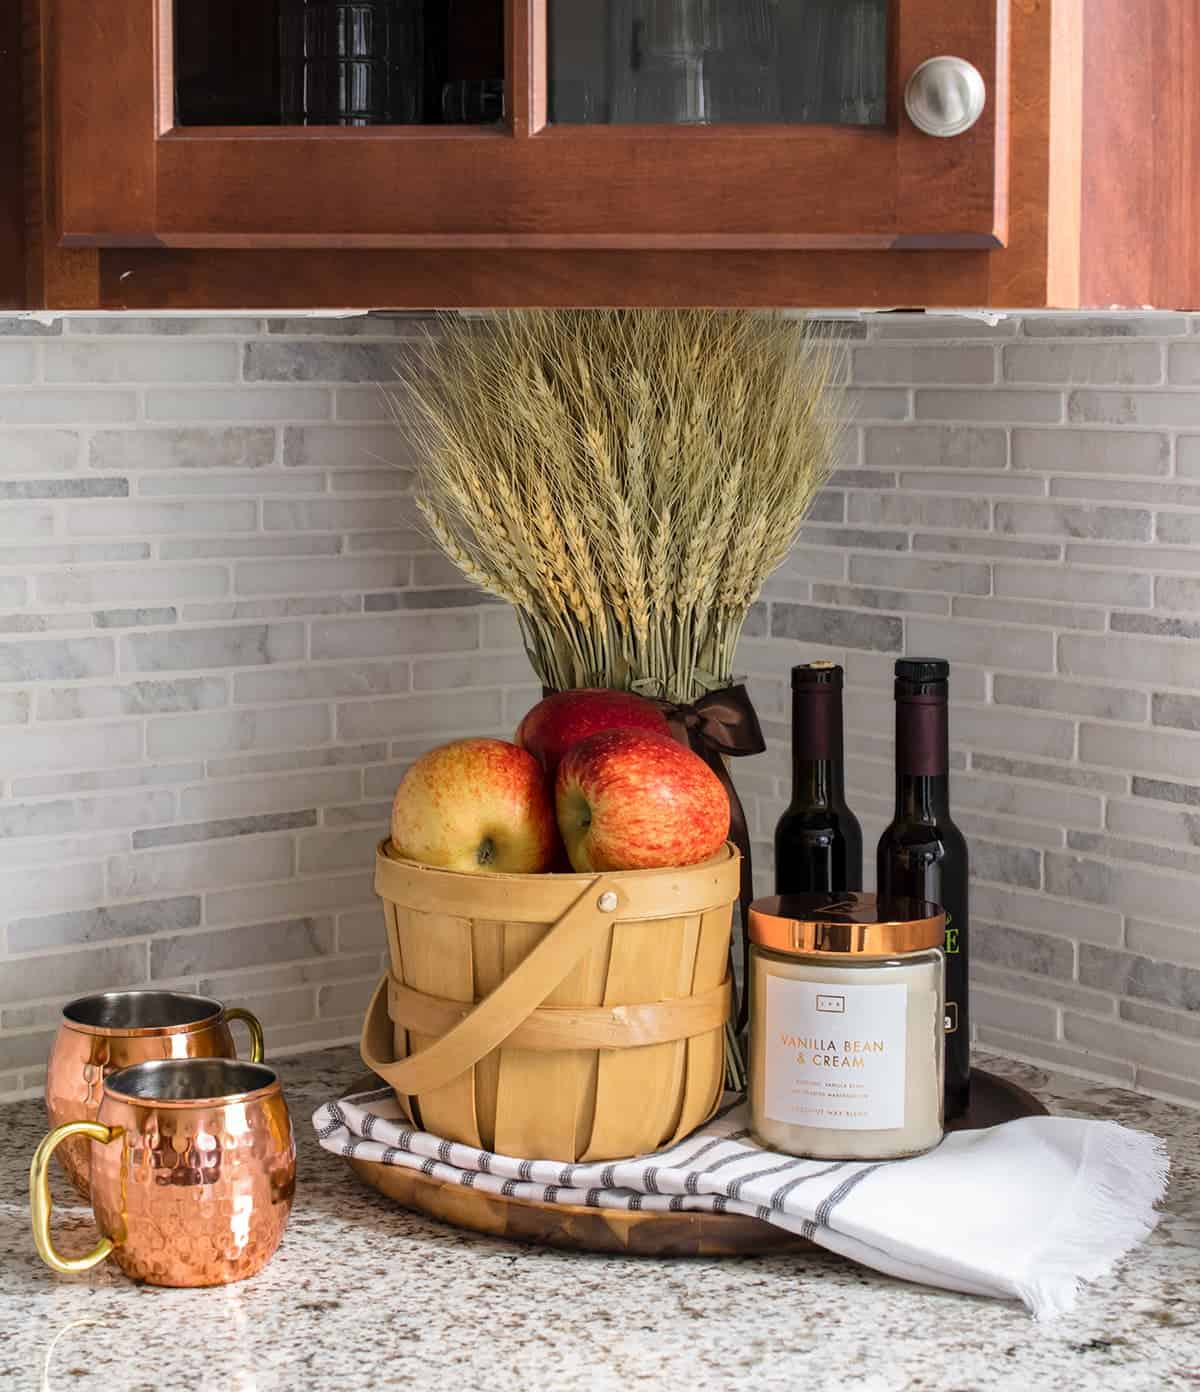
[61,989,226,1037]
[103,1057,281,1108]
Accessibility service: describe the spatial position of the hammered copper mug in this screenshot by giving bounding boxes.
[45,991,264,1197]
[31,1058,295,1287]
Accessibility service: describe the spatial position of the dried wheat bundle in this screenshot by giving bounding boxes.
[395,310,845,704]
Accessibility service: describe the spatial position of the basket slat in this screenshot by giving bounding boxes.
[385,901,417,1126]
[584,916,691,1161]
[668,905,732,1144]
[470,919,506,1147]
[396,908,481,1147]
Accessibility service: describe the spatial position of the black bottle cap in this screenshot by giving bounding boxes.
[792,661,843,690]
[896,657,949,682]
[895,656,949,710]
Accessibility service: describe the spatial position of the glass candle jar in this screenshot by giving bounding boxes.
[749,892,945,1161]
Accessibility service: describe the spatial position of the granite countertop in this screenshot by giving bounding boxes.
[1,1048,1196,1392]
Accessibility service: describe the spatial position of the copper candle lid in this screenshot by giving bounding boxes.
[748,892,945,957]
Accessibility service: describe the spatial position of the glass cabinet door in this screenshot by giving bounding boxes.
[173,1,505,127]
[57,0,1007,254]
[549,1,887,126]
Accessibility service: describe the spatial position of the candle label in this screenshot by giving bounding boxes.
[763,977,907,1131]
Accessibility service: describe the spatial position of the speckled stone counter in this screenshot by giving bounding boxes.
[1,1048,1196,1392]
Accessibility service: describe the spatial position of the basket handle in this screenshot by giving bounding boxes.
[361,874,625,1096]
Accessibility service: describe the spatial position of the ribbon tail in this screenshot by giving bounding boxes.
[683,732,755,1038]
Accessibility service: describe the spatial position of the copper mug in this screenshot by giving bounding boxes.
[45,990,264,1197]
[31,1057,295,1287]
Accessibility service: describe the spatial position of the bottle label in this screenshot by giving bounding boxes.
[763,976,907,1131]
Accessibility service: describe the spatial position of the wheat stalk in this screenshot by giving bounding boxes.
[393,311,845,703]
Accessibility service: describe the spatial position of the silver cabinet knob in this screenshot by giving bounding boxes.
[904,56,986,138]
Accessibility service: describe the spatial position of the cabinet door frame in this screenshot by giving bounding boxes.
[52,0,1009,251]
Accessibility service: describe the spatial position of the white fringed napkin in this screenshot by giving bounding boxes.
[314,1087,1167,1318]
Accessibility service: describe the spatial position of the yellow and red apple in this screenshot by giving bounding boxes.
[390,737,559,874]
[555,729,730,872]
[516,688,670,775]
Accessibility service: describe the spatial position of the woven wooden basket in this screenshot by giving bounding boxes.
[362,839,739,1163]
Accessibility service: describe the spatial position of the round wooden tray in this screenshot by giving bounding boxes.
[345,1068,1047,1257]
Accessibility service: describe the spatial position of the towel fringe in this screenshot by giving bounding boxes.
[1015,1120,1169,1320]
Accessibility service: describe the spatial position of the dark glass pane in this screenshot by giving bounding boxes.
[548,0,887,126]
[174,1,281,125]
[174,1,504,127]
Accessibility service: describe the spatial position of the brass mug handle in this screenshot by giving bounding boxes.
[224,1007,265,1063]
[30,1121,123,1275]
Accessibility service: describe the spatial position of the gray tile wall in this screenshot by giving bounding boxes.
[0,314,539,1101]
[1,310,1199,1112]
[740,310,1200,1109]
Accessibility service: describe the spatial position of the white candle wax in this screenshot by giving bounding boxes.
[750,946,944,1161]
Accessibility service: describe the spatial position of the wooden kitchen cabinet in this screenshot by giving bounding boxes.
[15,0,1200,310]
[1,2,26,309]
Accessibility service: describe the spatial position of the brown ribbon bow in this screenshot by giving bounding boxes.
[652,684,765,1034]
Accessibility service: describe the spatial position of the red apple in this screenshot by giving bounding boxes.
[516,688,670,776]
[556,729,730,873]
[391,738,558,874]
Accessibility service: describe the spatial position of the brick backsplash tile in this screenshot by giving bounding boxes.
[849,554,991,595]
[234,555,412,597]
[864,424,1007,471]
[853,345,996,385]
[36,565,229,606]
[951,595,1106,633]
[1010,427,1169,475]
[0,390,138,424]
[337,688,505,740]
[1079,722,1200,781]
[5,310,1200,1103]
[1004,342,1163,386]
[6,897,200,953]
[846,493,991,529]
[915,389,1063,424]
[91,427,276,471]
[146,387,332,422]
[1069,389,1200,426]
[770,603,902,652]
[0,429,81,473]
[996,500,1152,541]
[311,611,478,660]
[954,771,1103,828]
[245,341,399,382]
[1023,314,1189,337]
[992,673,1147,724]
[809,584,948,616]
[973,962,1117,1016]
[869,313,1018,341]
[150,916,334,979]
[67,316,256,336]
[234,660,410,705]
[0,942,148,1007]
[146,704,331,758]
[972,921,1073,978]
[46,341,240,383]
[971,881,1123,945]
[109,834,297,899]
[66,499,258,536]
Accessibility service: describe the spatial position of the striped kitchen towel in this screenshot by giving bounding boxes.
[313,1087,1167,1319]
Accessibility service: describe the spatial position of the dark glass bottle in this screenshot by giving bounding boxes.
[774,662,863,896]
[876,658,970,1120]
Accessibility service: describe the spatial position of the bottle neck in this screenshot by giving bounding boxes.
[793,758,847,808]
[894,693,950,822]
[791,686,846,807]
